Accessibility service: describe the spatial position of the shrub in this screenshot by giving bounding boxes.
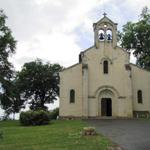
[20,110,50,126]
[49,108,59,120]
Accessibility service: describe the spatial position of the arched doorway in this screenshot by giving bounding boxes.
[97,88,116,117]
[101,98,112,116]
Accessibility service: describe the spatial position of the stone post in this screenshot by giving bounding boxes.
[82,64,89,117]
[93,23,99,49]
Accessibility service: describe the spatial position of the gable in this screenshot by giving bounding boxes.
[95,16,118,27]
[79,44,130,66]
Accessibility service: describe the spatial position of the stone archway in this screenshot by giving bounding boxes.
[98,89,114,117]
[94,86,120,117]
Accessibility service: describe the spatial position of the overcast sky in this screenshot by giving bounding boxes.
[0,0,150,70]
[0,0,150,117]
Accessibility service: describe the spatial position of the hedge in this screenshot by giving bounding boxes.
[20,110,50,126]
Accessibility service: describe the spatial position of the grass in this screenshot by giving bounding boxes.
[0,120,112,150]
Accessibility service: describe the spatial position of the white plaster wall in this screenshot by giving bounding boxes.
[88,98,97,117]
[84,42,133,117]
[131,65,150,111]
[59,64,83,117]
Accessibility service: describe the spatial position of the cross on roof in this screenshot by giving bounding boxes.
[103,12,107,17]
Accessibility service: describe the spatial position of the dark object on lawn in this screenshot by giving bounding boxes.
[0,131,3,139]
[82,127,96,136]
[107,146,122,150]
[49,108,59,120]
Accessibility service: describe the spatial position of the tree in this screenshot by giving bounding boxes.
[1,79,24,120]
[16,59,63,111]
[0,9,17,114]
[120,7,150,70]
[0,9,16,86]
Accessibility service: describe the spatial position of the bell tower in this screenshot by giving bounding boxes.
[93,13,118,48]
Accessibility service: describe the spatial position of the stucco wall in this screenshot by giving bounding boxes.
[59,64,83,117]
[131,65,150,111]
[83,42,133,117]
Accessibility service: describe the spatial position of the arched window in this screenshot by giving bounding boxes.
[103,60,108,74]
[137,90,143,103]
[106,29,112,41]
[98,29,105,41]
[70,89,75,103]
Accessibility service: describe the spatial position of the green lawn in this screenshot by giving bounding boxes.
[0,120,112,150]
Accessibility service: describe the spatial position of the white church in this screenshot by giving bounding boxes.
[59,14,150,118]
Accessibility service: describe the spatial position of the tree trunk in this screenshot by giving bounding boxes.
[13,113,15,120]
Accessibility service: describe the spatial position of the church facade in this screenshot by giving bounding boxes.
[59,15,150,118]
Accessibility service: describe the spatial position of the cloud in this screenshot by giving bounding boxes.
[10,31,81,70]
[1,0,101,70]
[1,0,150,70]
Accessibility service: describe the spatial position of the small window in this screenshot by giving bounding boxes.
[70,89,75,103]
[103,60,108,74]
[137,90,143,103]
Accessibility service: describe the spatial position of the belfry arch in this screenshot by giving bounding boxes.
[93,13,118,48]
